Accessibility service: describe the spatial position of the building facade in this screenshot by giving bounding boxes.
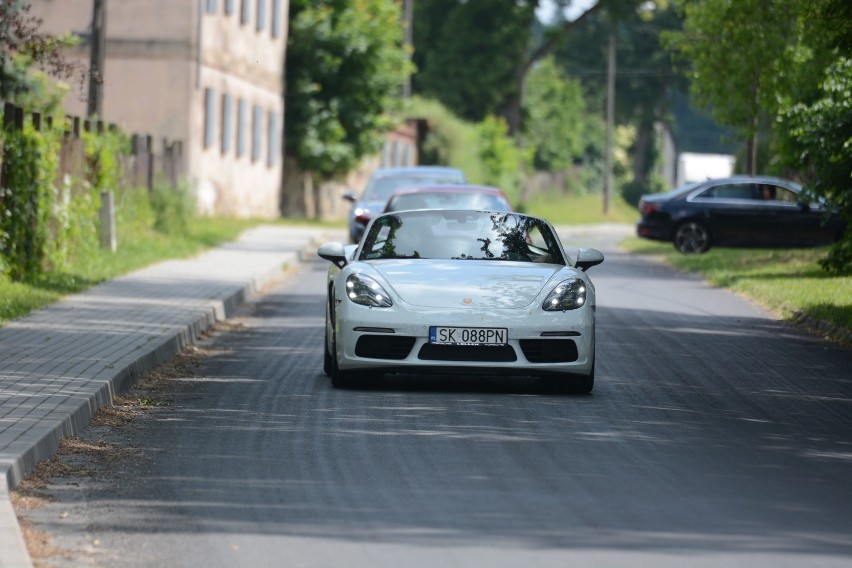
[30,0,288,218]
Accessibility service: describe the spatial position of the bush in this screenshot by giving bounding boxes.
[0,123,58,281]
[151,181,193,234]
[620,177,667,208]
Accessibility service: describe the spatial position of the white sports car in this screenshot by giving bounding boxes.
[317,209,604,392]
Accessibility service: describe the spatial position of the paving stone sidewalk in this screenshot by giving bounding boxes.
[0,225,330,568]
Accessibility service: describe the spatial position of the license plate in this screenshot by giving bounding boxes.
[429,326,508,346]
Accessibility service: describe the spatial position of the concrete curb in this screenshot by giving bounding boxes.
[0,226,329,568]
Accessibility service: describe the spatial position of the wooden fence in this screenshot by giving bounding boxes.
[1,102,184,192]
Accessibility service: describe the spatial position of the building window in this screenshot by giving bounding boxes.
[206,0,217,13]
[271,0,281,38]
[256,0,266,32]
[240,0,250,25]
[225,0,235,15]
[251,104,263,163]
[237,98,247,157]
[267,110,278,167]
[221,93,233,155]
[203,87,216,150]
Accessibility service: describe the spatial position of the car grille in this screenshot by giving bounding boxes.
[519,339,579,363]
[355,335,417,360]
[417,344,518,362]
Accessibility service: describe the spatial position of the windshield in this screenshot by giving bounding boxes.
[363,174,465,200]
[359,210,565,264]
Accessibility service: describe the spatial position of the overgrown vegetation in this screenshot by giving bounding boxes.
[0,200,260,326]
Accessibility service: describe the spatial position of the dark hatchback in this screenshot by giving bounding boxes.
[636,176,845,254]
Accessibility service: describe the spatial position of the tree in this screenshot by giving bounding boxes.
[284,0,413,181]
[412,0,532,123]
[662,0,800,175]
[0,0,83,108]
[523,55,590,172]
[782,58,852,274]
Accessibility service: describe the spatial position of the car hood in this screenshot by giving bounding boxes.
[369,260,565,309]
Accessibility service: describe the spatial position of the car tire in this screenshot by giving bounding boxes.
[542,360,594,394]
[673,221,711,254]
[323,296,333,377]
[323,330,333,377]
[329,331,361,389]
[572,362,595,394]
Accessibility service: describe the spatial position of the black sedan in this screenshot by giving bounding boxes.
[636,176,845,254]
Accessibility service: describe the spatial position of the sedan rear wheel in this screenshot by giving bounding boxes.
[674,221,711,254]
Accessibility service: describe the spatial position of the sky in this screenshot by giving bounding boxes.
[535,0,597,24]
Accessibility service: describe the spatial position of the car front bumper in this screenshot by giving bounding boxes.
[334,301,595,378]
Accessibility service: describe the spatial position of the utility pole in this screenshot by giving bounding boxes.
[402,0,413,98]
[603,25,615,215]
[87,0,106,118]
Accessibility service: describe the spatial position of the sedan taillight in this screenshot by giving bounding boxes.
[639,201,658,216]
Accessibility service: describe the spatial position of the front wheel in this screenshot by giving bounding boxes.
[542,360,594,394]
[329,331,363,389]
[674,221,711,254]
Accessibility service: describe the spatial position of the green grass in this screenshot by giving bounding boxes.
[621,237,852,341]
[522,191,640,226]
[0,217,269,327]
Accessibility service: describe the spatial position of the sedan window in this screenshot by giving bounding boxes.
[696,183,754,200]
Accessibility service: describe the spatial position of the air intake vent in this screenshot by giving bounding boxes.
[519,339,578,363]
[355,335,416,360]
[418,344,517,362]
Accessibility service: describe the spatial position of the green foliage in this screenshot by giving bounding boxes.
[285,0,413,180]
[412,0,533,122]
[476,116,523,204]
[0,123,57,281]
[407,96,485,182]
[523,56,588,172]
[664,1,784,134]
[1,1,83,107]
[780,57,852,274]
[150,181,194,235]
[407,97,524,205]
[524,191,639,225]
[83,127,128,193]
[620,176,667,207]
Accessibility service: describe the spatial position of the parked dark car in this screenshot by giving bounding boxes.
[343,166,467,243]
[636,176,845,254]
[382,184,513,214]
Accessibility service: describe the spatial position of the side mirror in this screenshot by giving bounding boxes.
[576,247,604,271]
[798,201,812,212]
[342,191,357,203]
[317,242,348,269]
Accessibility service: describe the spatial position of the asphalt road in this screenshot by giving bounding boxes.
[19,235,852,567]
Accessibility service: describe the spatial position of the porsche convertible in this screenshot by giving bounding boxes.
[317,209,604,392]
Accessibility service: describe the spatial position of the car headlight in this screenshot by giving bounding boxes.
[542,278,586,311]
[346,274,393,307]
